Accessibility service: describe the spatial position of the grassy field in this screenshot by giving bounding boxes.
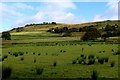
[1,20,120,79]
[2,41,119,79]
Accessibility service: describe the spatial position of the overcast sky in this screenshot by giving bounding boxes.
[0,0,119,32]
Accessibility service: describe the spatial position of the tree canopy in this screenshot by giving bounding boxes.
[1,31,11,40]
[81,28,101,41]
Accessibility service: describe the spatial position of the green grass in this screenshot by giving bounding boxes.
[1,20,119,79]
[2,43,119,79]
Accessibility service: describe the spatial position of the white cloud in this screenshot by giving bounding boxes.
[12,0,84,27]
[13,12,44,27]
[12,3,34,10]
[93,0,119,21]
[0,3,24,19]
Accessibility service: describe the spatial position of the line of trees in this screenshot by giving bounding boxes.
[47,24,119,41]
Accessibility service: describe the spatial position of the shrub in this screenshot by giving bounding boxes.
[20,57,24,61]
[19,52,24,56]
[98,58,104,64]
[76,57,79,60]
[80,54,84,57]
[38,53,41,55]
[96,56,99,59]
[13,52,18,56]
[3,55,8,59]
[115,50,120,55]
[53,61,57,67]
[111,49,114,52]
[110,61,115,67]
[14,53,18,57]
[35,67,44,75]
[88,54,95,59]
[2,57,4,61]
[34,59,36,63]
[88,59,95,65]
[84,56,86,59]
[60,50,62,52]
[91,70,98,80]
[78,60,82,64]
[8,52,11,54]
[33,52,35,55]
[72,60,76,64]
[83,60,86,65]
[63,50,66,52]
[104,57,109,62]
[2,66,12,79]
[46,53,48,55]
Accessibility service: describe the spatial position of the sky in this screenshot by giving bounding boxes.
[0,0,119,32]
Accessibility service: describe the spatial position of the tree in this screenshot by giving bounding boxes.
[101,32,108,42]
[1,31,11,40]
[51,22,56,24]
[81,28,100,41]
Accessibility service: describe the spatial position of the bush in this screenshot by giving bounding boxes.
[2,66,12,79]
[104,57,109,62]
[34,59,36,63]
[76,57,79,60]
[2,57,4,61]
[72,60,76,64]
[78,60,82,64]
[13,52,18,56]
[20,57,24,61]
[60,50,62,52]
[96,56,99,59]
[19,52,24,56]
[110,61,115,67]
[115,50,120,55]
[83,60,86,65]
[98,58,104,64]
[35,67,44,75]
[88,59,95,65]
[3,55,8,59]
[14,53,18,57]
[38,53,41,55]
[8,52,11,54]
[13,52,24,56]
[80,54,84,57]
[88,54,95,59]
[33,52,35,55]
[53,61,57,67]
[91,70,98,80]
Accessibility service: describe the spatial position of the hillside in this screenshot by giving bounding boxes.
[1,20,120,79]
[1,20,119,45]
[9,20,120,32]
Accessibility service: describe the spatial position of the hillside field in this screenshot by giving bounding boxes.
[1,20,120,80]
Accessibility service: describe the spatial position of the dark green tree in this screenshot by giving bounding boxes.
[1,31,11,40]
[81,28,100,41]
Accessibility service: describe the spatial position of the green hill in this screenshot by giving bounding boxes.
[10,20,120,32]
[1,20,119,45]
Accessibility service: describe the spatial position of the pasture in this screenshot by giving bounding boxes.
[2,42,119,79]
[1,20,119,79]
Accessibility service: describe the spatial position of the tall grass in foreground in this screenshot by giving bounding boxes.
[91,70,98,80]
[2,66,12,79]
